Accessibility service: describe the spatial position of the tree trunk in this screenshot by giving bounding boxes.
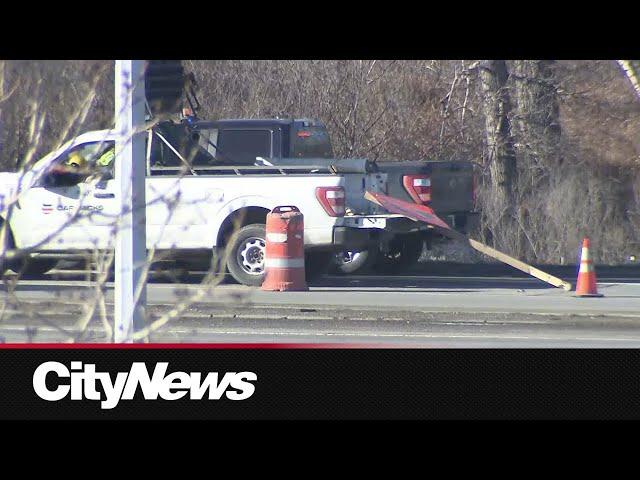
[510,60,562,187]
[478,60,517,211]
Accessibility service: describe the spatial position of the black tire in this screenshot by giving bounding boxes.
[0,220,57,277]
[0,221,16,275]
[332,248,378,275]
[225,223,267,286]
[13,257,58,278]
[224,224,335,286]
[0,242,10,277]
[373,233,423,274]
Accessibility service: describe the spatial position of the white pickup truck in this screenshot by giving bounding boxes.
[0,120,425,285]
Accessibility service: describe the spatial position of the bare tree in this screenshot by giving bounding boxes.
[510,60,562,187]
[478,61,517,206]
[1,59,640,344]
[0,61,238,343]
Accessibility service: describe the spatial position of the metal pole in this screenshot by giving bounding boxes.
[114,60,147,342]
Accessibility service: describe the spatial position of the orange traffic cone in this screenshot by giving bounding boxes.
[575,238,603,297]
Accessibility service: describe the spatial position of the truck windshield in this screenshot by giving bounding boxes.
[290,125,333,159]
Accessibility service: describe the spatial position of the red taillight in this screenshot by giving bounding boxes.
[297,131,312,138]
[403,175,432,205]
[316,186,345,217]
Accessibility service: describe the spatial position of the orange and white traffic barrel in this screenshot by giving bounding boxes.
[261,206,308,291]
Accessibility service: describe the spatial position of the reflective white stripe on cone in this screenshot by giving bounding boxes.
[265,257,305,269]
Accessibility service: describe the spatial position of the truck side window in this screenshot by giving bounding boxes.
[159,139,183,168]
[46,140,116,186]
[148,130,184,174]
[147,122,219,173]
[216,129,272,165]
[290,126,334,159]
[147,133,166,168]
[190,129,219,166]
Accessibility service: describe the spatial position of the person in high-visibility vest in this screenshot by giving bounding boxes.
[96,145,115,168]
[90,145,116,184]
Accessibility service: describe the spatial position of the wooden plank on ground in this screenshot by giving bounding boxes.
[467,239,572,291]
[365,190,573,291]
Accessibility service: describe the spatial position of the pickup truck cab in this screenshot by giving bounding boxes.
[179,117,335,164]
[0,121,426,285]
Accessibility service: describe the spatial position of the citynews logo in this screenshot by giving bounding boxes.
[33,362,257,410]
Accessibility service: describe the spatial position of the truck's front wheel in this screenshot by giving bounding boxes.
[0,222,57,277]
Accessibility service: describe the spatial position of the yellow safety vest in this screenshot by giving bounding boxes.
[97,148,115,167]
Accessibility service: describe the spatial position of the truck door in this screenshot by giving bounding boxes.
[146,129,224,249]
[11,178,82,250]
[11,140,116,250]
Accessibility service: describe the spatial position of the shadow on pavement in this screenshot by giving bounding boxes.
[9,261,638,292]
[405,261,640,280]
[5,270,563,291]
[309,275,555,290]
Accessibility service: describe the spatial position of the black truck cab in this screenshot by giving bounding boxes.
[155,117,334,168]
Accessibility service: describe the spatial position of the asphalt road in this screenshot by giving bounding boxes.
[1,270,640,346]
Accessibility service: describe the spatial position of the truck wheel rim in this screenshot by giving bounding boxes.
[338,250,361,265]
[238,237,266,275]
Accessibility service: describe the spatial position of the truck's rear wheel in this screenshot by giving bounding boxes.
[225,224,267,286]
[225,223,330,286]
[374,233,423,274]
[332,248,378,275]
